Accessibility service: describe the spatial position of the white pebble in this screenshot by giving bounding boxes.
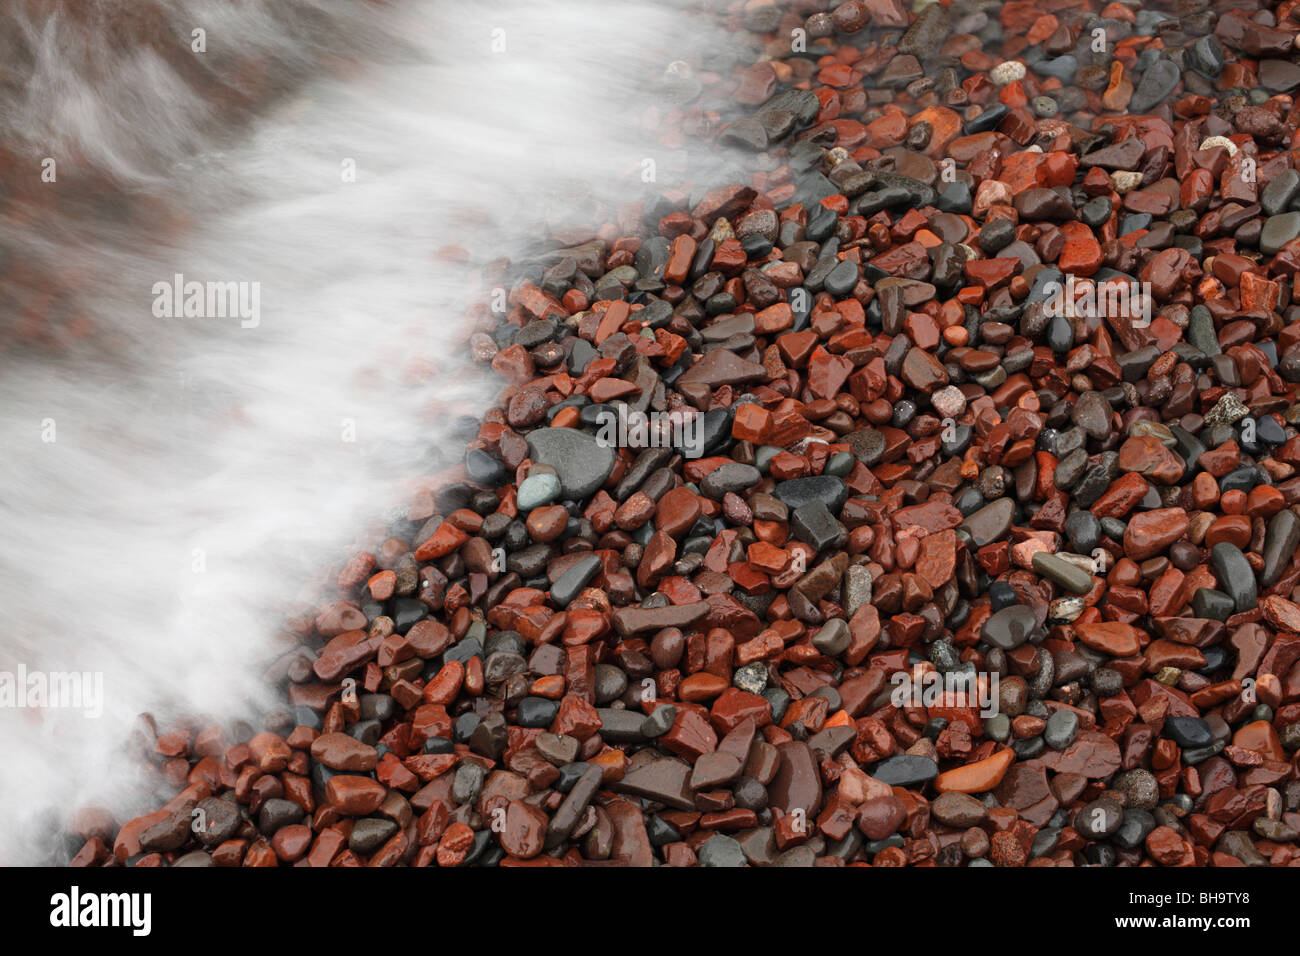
[990,60,1026,86]
[1110,171,1142,194]
[1199,135,1237,156]
[931,386,967,419]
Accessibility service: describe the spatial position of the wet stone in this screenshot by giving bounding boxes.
[550,554,602,608]
[792,499,846,551]
[733,662,767,695]
[515,697,559,729]
[526,429,616,502]
[1129,58,1180,112]
[1079,197,1113,228]
[691,751,742,790]
[1032,552,1093,594]
[645,815,680,848]
[502,800,549,859]
[959,497,1014,547]
[465,448,506,486]
[768,741,824,817]
[1015,187,1074,221]
[931,792,988,828]
[1113,809,1156,850]
[596,708,647,743]
[536,733,579,766]
[983,605,1038,650]
[733,776,769,812]
[1055,450,1088,491]
[1192,588,1234,621]
[257,799,303,836]
[593,664,628,704]
[774,476,848,513]
[677,349,766,389]
[1046,315,1073,353]
[698,834,747,867]
[1261,212,1300,255]
[901,347,950,393]
[1039,55,1078,83]
[1044,710,1080,750]
[889,1,951,55]
[1065,511,1101,554]
[1075,798,1123,839]
[1262,169,1300,217]
[194,798,240,847]
[1261,510,1300,588]
[96,0,1300,874]
[1112,769,1159,811]
[453,763,486,805]
[825,259,861,297]
[1074,460,1119,509]
[1164,716,1213,749]
[845,427,886,466]
[616,757,696,811]
[350,818,398,855]
[547,765,601,844]
[858,796,907,840]
[1082,138,1145,171]
[868,754,938,788]
[985,714,1011,742]
[1260,59,1300,92]
[989,581,1017,612]
[1049,597,1085,624]
[812,618,851,656]
[1256,417,1286,446]
[1072,391,1113,441]
[641,705,677,738]
[514,476,561,512]
[702,462,762,499]
[965,104,1008,135]
[1209,542,1257,613]
[1218,830,1268,867]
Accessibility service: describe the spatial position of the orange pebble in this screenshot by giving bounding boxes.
[551,406,581,428]
[1220,490,1246,515]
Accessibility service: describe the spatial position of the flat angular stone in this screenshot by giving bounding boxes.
[868,754,939,787]
[612,601,711,637]
[774,476,848,513]
[790,499,846,552]
[550,554,602,608]
[959,497,1014,547]
[614,758,697,811]
[677,349,767,389]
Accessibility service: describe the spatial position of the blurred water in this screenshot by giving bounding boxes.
[0,0,735,863]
